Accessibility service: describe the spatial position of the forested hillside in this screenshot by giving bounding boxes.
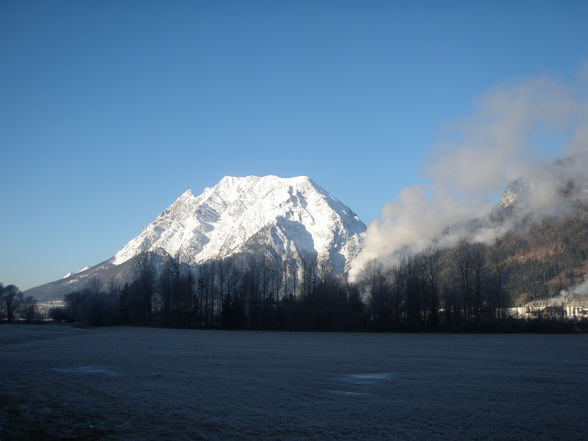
[486,206,588,303]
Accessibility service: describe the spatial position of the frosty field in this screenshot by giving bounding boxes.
[1,325,587,441]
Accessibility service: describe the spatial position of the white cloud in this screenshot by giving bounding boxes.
[350,71,588,281]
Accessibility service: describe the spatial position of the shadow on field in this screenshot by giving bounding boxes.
[0,393,112,441]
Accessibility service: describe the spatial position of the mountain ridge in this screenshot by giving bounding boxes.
[113,175,365,269]
[26,175,366,302]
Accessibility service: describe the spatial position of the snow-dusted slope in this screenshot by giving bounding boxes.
[26,176,366,301]
[113,175,365,273]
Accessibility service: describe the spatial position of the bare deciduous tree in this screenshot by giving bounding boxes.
[1,284,23,321]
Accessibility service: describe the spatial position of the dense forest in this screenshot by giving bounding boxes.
[490,207,588,303]
[50,230,587,332]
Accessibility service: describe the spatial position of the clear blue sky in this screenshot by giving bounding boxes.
[1,0,587,290]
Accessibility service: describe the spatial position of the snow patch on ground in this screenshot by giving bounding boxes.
[51,366,121,376]
[337,373,399,385]
[323,389,369,397]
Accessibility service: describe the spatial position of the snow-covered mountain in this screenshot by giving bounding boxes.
[26,176,366,301]
[491,156,588,222]
[113,175,365,269]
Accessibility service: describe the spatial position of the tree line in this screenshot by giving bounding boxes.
[52,243,586,332]
[0,283,39,322]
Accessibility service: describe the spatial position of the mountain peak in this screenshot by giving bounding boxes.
[217,175,313,187]
[112,175,366,273]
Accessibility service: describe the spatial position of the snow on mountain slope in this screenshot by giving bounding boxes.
[113,175,366,273]
[26,175,366,301]
[493,156,588,221]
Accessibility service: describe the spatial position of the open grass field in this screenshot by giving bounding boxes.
[1,324,587,440]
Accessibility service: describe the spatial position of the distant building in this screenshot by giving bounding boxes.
[36,299,66,320]
[508,295,588,320]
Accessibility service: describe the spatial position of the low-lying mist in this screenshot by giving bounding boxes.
[548,278,588,306]
[350,69,588,281]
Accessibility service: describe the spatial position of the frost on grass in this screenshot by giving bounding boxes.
[323,389,369,397]
[323,373,399,397]
[1,325,587,441]
[337,373,399,385]
[51,366,121,376]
